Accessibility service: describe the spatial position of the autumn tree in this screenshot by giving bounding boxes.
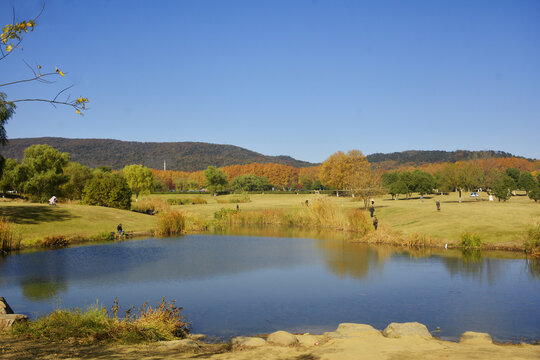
[122,164,154,200]
[438,162,484,203]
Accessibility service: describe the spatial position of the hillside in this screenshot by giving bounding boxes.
[366,150,527,169]
[0,137,315,171]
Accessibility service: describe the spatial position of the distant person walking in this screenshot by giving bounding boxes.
[371,198,375,206]
[436,201,441,211]
[372,216,378,230]
[369,206,375,218]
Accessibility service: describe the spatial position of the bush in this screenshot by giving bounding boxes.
[523,223,540,258]
[154,211,186,236]
[0,217,21,254]
[190,197,207,205]
[41,235,69,248]
[132,198,170,215]
[166,198,191,205]
[347,209,372,236]
[11,298,189,344]
[90,232,115,241]
[216,195,250,204]
[460,232,482,250]
[82,172,132,210]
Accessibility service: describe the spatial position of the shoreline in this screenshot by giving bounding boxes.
[1,321,538,359]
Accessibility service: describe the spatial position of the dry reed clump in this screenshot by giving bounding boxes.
[214,208,285,226]
[184,213,209,232]
[347,208,372,235]
[11,297,189,344]
[216,195,251,204]
[0,217,21,254]
[132,198,170,215]
[154,211,186,236]
[41,235,69,248]
[523,223,540,258]
[190,197,207,205]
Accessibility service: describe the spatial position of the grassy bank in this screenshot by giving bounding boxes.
[0,191,538,251]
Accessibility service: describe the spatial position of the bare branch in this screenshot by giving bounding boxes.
[53,85,74,102]
[0,72,58,87]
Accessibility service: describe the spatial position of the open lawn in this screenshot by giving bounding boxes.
[1,191,538,249]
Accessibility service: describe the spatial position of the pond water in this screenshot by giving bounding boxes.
[0,233,539,342]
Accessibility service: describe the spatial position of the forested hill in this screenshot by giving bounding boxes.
[366,150,523,168]
[0,137,315,171]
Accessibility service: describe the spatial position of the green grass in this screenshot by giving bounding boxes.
[1,191,538,249]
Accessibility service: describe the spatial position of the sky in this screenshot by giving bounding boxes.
[2,0,539,163]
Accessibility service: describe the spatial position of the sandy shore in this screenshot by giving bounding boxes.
[1,322,538,360]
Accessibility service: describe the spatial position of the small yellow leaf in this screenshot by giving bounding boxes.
[38,65,42,69]
[6,44,12,52]
[59,71,65,76]
[76,109,81,114]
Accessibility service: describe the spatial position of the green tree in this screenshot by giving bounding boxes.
[60,162,93,200]
[82,171,132,210]
[439,162,484,203]
[16,144,69,202]
[389,181,408,200]
[122,164,153,200]
[528,186,540,202]
[175,178,200,191]
[504,168,520,190]
[491,174,514,202]
[412,170,435,200]
[203,166,228,194]
[518,171,536,195]
[0,158,19,193]
[231,174,271,192]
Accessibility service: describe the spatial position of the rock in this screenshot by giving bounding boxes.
[295,334,320,347]
[0,314,28,330]
[460,331,493,344]
[267,331,298,346]
[188,333,206,341]
[0,297,14,315]
[157,338,200,349]
[383,322,432,339]
[324,323,381,339]
[231,336,266,347]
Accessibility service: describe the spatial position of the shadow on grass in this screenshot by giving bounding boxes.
[0,205,78,225]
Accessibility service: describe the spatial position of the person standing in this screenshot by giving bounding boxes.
[369,206,375,218]
[372,216,378,230]
[436,201,441,211]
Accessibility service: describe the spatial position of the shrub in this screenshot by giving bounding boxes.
[166,198,190,205]
[132,198,170,215]
[216,195,250,204]
[11,298,189,344]
[523,223,540,258]
[41,235,69,248]
[90,232,115,241]
[154,211,186,236]
[190,197,207,205]
[0,217,21,254]
[214,208,238,222]
[82,172,132,210]
[460,232,482,250]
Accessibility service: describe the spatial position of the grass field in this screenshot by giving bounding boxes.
[0,191,538,249]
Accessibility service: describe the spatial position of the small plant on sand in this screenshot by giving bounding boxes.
[523,223,540,258]
[460,232,482,250]
[41,235,69,248]
[0,217,21,254]
[154,211,186,236]
[11,298,189,344]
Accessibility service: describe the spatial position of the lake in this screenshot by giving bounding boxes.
[0,233,538,342]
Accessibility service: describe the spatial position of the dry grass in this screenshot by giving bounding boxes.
[154,211,186,237]
[0,217,21,254]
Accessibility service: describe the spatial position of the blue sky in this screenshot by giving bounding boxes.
[2,0,539,163]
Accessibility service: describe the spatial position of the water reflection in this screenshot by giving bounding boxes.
[21,278,67,301]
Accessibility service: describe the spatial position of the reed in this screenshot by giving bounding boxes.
[132,198,170,215]
[0,217,21,254]
[154,211,186,236]
[460,232,482,250]
[523,223,540,258]
[41,235,69,248]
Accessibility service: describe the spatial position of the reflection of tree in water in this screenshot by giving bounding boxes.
[440,251,505,285]
[315,241,391,279]
[526,259,540,279]
[21,278,67,301]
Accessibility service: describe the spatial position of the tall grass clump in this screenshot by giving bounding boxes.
[11,298,189,344]
[41,235,69,248]
[89,232,115,241]
[523,223,540,258]
[0,217,21,254]
[190,197,207,205]
[154,211,186,236]
[217,195,250,204]
[347,209,372,235]
[132,198,170,215]
[460,232,482,250]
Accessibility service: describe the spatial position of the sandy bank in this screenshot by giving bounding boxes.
[1,322,538,360]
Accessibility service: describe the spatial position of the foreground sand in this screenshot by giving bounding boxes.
[1,323,538,360]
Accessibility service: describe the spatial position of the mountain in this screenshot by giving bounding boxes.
[0,137,315,171]
[366,149,526,168]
